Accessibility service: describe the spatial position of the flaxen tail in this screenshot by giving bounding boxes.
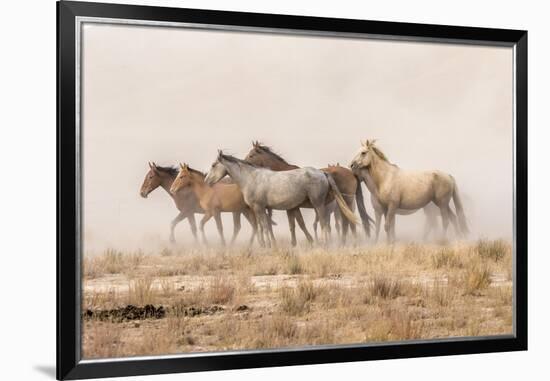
[451,177,469,236]
[354,177,374,237]
[325,174,360,225]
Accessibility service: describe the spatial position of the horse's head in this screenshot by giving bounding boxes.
[244,140,268,166]
[170,163,193,195]
[205,150,229,185]
[350,140,377,172]
[140,162,163,198]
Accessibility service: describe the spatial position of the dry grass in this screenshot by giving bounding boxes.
[128,277,155,305]
[82,240,513,358]
[464,264,492,295]
[369,276,403,299]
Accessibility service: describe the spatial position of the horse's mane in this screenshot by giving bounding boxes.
[220,153,259,168]
[186,166,205,178]
[155,166,179,176]
[370,144,398,168]
[255,143,290,165]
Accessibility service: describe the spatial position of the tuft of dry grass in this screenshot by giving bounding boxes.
[431,247,463,269]
[207,277,235,305]
[370,276,403,299]
[464,265,492,294]
[82,323,123,358]
[128,277,155,305]
[279,280,320,315]
[476,239,509,262]
[84,249,144,278]
[286,254,303,275]
[160,279,176,297]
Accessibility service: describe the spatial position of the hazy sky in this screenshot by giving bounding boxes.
[81,22,513,252]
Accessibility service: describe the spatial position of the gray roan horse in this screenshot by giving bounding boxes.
[244,142,372,245]
[350,140,468,243]
[205,151,359,247]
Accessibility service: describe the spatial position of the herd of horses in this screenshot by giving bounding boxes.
[139,140,469,247]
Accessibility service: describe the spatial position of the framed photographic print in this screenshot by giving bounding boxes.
[57,1,527,379]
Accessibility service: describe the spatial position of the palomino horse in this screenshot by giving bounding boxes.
[170,163,257,246]
[244,142,372,245]
[205,151,359,247]
[350,140,468,243]
[139,162,202,243]
[358,167,442,242]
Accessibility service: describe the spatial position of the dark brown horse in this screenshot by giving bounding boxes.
[244,142,372,245]
[140,162,202,243]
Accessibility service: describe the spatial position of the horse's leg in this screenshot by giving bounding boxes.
[294,210,314,244]
[340,214,349,246]
[438,204,450,240]
[317,204,330,245]
[266,213,277,248]
[422,214,433,241]
[252,206,267,248]
[447,207,460,237]
[287,210,298,247]
[199,212,212,245]
[348,209,357,242]
[187,213,199,243]
[312,211,319,242]
[230,212,241,245]
[243,208,257,246]
[213,212,226,246]
[374,209,382,243]
[385,204,397,244]
[333,209,341,239]
[170,212,185,243]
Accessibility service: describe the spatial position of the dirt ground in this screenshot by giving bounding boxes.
[81,240,513,359]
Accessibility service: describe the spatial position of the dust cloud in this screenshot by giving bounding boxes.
[81,23,513,253]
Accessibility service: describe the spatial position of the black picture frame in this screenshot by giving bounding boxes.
[57,1,527,379]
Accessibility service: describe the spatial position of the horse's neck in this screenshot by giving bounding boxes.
[223,161,254,188]
[266,157,298,171]
[190,176,210,198]
[368,155,396,190]
[159,175,176,197]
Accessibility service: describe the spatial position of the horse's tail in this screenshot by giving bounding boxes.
[325,174,360,225]
[354,176,374,237]
[451,177,469,236]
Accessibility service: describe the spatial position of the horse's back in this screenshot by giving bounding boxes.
[321,166,357,194]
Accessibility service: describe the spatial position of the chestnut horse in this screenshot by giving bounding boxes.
[170,163,257,246]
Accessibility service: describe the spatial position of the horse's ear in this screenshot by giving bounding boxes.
[217,149,223,159]
[179,163,184,170]
[361,140,367,147]
[148,162,153,169]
